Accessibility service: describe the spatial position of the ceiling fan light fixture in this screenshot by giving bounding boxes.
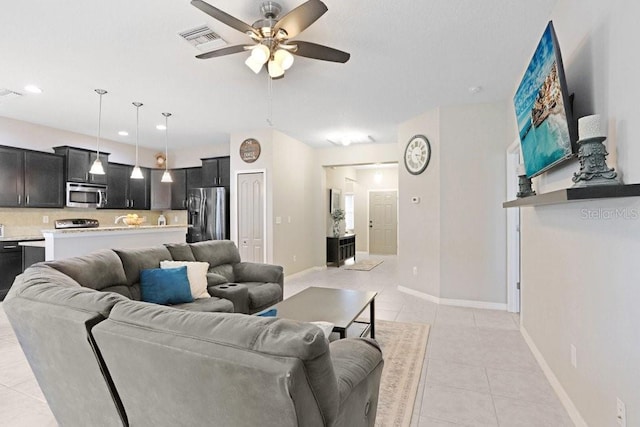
[245,55,264,74]
[251,44,270,64]
[268,60,284,78]
[273,49,294,70]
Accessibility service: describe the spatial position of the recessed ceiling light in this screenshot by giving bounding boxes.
[156,124,166,130]
[327,132,374,146]
[468,86,482,94]
[24,85,42,94]
[118,131,129,136]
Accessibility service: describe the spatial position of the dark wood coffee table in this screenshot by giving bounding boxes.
[271,287,377,339]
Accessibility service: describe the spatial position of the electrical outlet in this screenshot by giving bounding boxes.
[412,266,418,276]
[174,216,178,223]
[570,344,577,368]
[616,398,626,427]
[42,215,49,224]
[287,216,292,223]
[293,255,297,262]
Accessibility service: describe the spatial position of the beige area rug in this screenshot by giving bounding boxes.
[373,320,430,427]
[344,259,384,271]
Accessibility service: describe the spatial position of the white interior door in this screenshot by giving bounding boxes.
[238,172,265,263]
[369,190,398,254]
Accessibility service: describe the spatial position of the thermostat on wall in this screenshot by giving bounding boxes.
[411,196,421,204]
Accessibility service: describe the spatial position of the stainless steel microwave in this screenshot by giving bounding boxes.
[66,182,107,208]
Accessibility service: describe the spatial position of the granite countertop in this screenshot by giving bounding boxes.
[0,235,44,242]
[19,240,46,248]
[41,224,188,234]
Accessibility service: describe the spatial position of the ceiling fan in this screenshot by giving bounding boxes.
[191,0,350,78]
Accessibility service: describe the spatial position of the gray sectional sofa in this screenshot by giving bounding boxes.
[4,240,384,426]
[44,240,284,314]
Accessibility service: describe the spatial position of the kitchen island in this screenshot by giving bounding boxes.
[42,225,188,261]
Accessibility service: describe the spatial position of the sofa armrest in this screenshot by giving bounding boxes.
[233,262,284,288]
[329,338,383,406]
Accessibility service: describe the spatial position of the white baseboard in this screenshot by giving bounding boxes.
[397,286,507,311]
[284,265,326,281]
[520,325,587,427]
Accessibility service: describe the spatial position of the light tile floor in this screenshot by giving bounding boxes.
[0,254,574,426]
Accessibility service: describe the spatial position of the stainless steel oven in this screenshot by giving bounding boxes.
[66,182,107,208]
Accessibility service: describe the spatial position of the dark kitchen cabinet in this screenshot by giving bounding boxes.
[0,241,23,301]
[24,151,65,207]
[186,167,202,190]
[202,156,230,186]
[0,146,64,208]
[169,167,202,210]
[54,146,109,185]
[105,163,150,209]
[0,147,24,207]
[170,169,187,210]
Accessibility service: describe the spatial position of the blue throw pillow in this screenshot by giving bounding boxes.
[140,266,194,305]
[256,308,278,317]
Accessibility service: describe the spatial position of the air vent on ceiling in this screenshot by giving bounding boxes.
[0,88,23,103]
[179,25,227,52]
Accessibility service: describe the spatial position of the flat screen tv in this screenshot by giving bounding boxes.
[514,21,577,178]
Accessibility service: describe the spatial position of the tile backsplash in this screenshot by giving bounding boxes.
[0,208,187,238]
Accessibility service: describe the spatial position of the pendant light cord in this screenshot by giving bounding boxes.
[267,74,273,127]
[135,105,139,165]
[96,92,103,156]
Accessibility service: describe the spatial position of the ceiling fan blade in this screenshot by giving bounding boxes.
[273,0,328,39]
[291,41,350,63]
[196,44,248,59]
[191,0,259,37]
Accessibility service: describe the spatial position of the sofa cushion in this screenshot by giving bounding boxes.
[243,282,283,311]
[140,267,193,305]
[164,243,196,262]
[209,264,234,283]
[115,246,173,286]
[4,265,129,426]
[206,272,229,287]
[92,300,339,426]
[161,260,210,299]
[171,297,234,313]
[190,240,241,268]
[46,250,127,291]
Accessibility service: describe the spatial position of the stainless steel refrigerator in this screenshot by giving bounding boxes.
[186,187,229,243]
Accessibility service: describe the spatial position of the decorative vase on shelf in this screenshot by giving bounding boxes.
[332,221,340,237]
[330,209,345,238]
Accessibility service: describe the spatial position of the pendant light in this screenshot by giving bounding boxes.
[160,112,173,183]
[89,89,107,175]
[130,102,144,179]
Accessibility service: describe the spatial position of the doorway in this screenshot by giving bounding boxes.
[369,190,398,255]
[237,172,265,263]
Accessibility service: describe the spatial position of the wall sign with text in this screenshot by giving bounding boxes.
[239,138,261,163]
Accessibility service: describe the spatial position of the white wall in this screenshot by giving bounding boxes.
[272,130,321,275]
[398,103,511,305]
[398,109,442,298]
[519,0,640,425]
[0,116,159,167]
[439,103,511,303]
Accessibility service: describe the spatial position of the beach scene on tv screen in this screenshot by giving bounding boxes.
[514,23,571,177]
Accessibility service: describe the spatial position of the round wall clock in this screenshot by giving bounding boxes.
[239,138,261,163]
[404,134,431,175]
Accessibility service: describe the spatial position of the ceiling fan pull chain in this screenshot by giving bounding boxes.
[267,74,274,127]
